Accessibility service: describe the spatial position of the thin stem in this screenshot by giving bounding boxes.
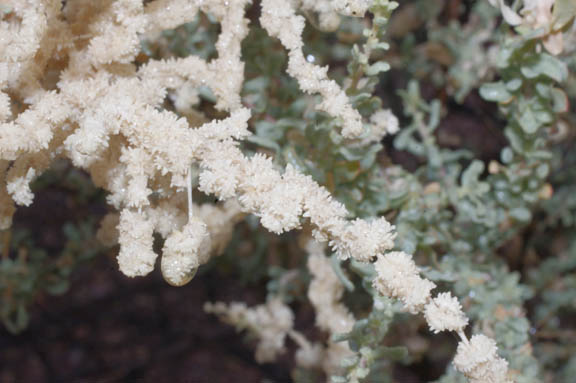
[457,330,468,343]
[187,167,193,222]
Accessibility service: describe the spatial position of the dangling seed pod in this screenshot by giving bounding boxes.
[161,217,211,286]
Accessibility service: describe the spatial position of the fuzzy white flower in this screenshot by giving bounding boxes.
[259,181,305,233]
[466,357,511,383]
[117,209,157,277]
[424,292,469,333]
[161,217,211,286]
[305,239,355,376]
[260,0,363,138]
[331,218,396,261]
[303,187,348,242]
[145,199,188,239]
[120,147,153,208]
[400,278,437,314]
[373,251,435,313]
[86,0,147,65]
[0,1,512,380]
[373,251,419,291]
[454,334,510,383]
[307,245,355,333]
[6,167,36,206]
[454,334,498,372]
[237,154,281,210]
[198,156,241,199]
[368,109,400,140]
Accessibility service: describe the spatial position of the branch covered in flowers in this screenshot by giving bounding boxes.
[5,0,562,381]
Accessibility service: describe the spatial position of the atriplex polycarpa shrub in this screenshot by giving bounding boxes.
[1,0,575,381]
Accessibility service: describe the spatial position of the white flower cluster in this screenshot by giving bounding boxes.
[307,241,355,334]
[333,218,397,262]
[424,292,469,334]
[204,297,294,363]
[374,251,510,381]
[367,109,400,142]
[306,240,356,375]
[0,1,509,380]
[261,0,365,138]
[453,335,512,383]
[117,209,157,277]
[373,251,436,314]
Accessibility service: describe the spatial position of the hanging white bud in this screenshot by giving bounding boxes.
[117,209,157,277]
[161,217,211,286]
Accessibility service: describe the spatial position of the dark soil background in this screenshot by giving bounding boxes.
[0,253,294,383]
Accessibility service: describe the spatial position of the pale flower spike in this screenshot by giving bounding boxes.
[204,297,295,363]
[260,0,365,138]
[453,335,512,383]
[305,239,356,376]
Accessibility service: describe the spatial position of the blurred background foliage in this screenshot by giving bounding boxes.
[2,0,576,382]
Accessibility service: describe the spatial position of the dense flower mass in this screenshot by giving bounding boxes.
[453,335,511,383]
[373,251,436,313]
[424,292,469,334]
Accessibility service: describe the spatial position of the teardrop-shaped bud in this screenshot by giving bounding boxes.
[161,250,198,286]
[160,218,210,286]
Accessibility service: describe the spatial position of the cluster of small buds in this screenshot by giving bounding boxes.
[367,109,400,142]
[305,239,355,376]
[260,0,364,138]
[331,218,397,262]
[453,334,512,383]
[374,250,510,381]
[424,292,469,334]
[160,217,211,286]
[204,297,295,363]
[306,241,355,334]
[117,209,158,277]
[373,251,436,313]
